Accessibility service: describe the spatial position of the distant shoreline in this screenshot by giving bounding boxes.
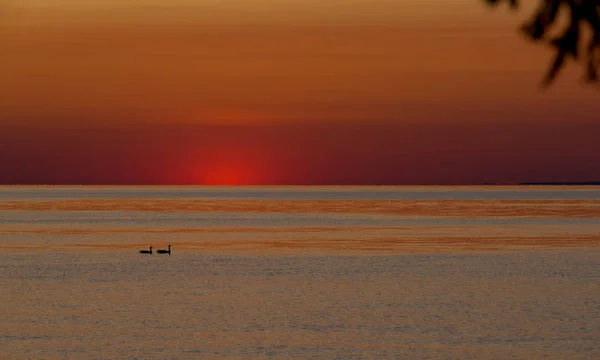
[519,182,600,186]
[478,182,600,186]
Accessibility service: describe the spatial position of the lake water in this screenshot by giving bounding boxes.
[1,186,599,359]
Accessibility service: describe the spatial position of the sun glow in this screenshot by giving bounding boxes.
[187,148,269,185]
[199,162,256,185]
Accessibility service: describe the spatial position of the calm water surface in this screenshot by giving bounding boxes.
[1,186,599,359]
[2,185,600,201]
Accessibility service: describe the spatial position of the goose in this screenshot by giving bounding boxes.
[157,245,171,255]
[139,246,153,254]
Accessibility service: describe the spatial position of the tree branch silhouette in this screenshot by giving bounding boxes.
[484,0,600,86]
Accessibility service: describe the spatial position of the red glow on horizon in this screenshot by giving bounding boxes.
[186,147,270,185]
[197,163,256,185]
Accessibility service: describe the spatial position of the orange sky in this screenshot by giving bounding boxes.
[1,1,598,184]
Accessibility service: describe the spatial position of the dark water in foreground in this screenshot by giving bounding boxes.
[2,251,599,359]
[1,186,599,359]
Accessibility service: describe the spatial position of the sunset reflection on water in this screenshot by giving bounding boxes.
[1,187,599,359]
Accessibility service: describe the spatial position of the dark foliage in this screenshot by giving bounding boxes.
[485,0,600,86]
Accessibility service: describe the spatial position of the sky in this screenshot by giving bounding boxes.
[1,0,599,185]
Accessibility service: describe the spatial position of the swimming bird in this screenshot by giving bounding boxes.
[139,246,153,254]
[157,245,171,255]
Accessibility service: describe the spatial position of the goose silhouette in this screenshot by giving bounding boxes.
[157,245,171,255]
[139,246,153,254]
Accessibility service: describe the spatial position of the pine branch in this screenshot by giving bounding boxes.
[484,0,600,86]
